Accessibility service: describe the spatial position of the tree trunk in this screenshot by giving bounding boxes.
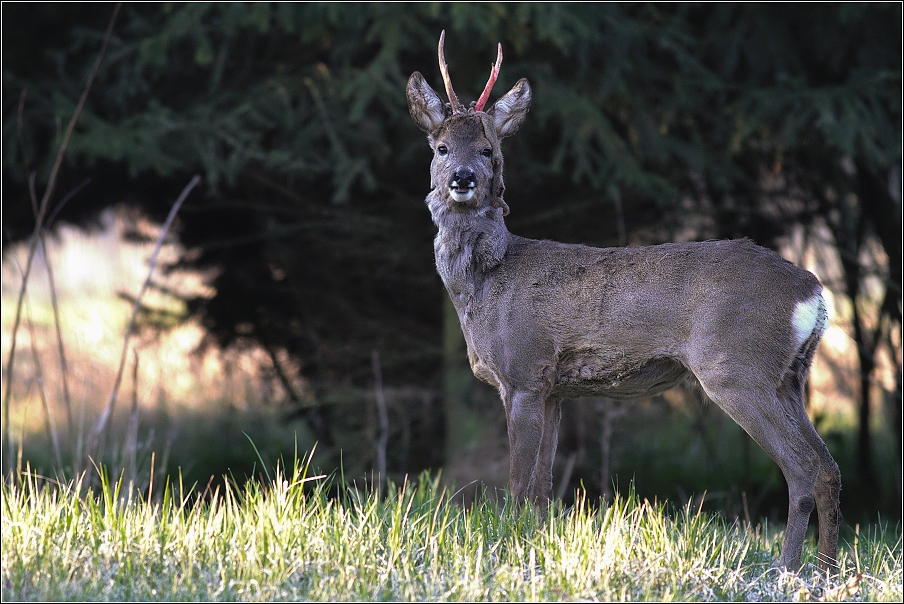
[851,301,880,497]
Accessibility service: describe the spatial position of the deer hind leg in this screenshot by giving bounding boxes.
[697,377,822,571]
[504,390,546,502]
[777,373,842,572]
[797,410,841,572]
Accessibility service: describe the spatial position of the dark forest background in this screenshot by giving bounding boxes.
[2,3,901,523]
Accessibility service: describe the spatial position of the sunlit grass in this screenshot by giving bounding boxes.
[3,459,901,602]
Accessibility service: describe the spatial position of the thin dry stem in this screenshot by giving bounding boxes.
[3,2,121,472]
[37,178,92,460]
[85,174,202,472]
[372,350,389,497]
[123,348,141,492]
[38,226,78,457]
[25,292,64,469]
[16,89,33,202]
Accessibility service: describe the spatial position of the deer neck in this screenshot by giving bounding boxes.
[426,192,512,300]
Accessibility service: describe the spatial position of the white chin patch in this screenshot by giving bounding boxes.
[449,188,476,203]
[791,293,827,349]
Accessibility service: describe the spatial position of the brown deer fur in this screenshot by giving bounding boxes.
[406,33,841,571]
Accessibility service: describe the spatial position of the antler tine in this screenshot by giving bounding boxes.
[438,30,464,114]
[474,43,503,112]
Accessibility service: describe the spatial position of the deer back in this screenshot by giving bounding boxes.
[405,33,823,400]
[456,236,822,397]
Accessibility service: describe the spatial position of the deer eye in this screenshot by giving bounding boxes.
[437,145,448,156]
[481,148,493,158]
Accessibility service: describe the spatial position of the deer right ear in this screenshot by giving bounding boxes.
[407,72,447,134]
[488,78,531,139]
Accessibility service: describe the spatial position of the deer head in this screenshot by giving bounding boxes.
[407,31,532,217]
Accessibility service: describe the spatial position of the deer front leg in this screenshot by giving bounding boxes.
[505,390,545,502]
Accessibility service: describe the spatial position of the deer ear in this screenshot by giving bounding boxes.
[487,78,531,139]
[407,72,446,134]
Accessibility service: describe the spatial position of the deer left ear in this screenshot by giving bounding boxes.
[487,78,531,139]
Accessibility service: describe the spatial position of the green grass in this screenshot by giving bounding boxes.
[2,455,901,602]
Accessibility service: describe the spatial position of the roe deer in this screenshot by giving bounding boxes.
[407,31,841,571]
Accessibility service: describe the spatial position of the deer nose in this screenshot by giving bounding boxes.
[449,170,476,189]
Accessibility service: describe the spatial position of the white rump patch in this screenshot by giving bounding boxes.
[791,294,827,350]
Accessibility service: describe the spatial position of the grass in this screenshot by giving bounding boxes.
[3,456,901,602]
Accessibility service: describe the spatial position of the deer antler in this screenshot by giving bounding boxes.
[474,43,502,112]
[438,30,465,114]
